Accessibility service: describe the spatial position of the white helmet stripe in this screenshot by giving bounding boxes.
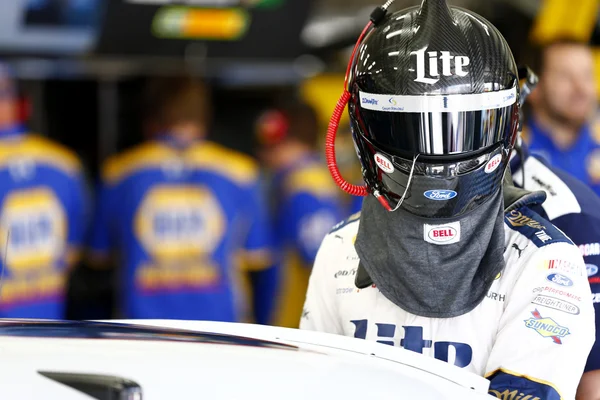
[359,87,517,113]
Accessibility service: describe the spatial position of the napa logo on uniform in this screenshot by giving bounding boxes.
[423,190,457,201]
[0,188,66,272]
[546,273,574,287]
[135,185,225,260]
[524,309,570,344]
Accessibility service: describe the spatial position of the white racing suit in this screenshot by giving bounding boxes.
[301,204,595,399]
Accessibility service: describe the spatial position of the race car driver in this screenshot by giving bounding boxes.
[300,1,595,398]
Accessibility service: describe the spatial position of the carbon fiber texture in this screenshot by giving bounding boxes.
[351,0,518,96]
[348,0,520,217]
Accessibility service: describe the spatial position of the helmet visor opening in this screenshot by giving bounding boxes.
[354,88,518,157]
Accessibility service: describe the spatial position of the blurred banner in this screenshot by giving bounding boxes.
[0,0,100,55]
[95,0,313,59]
[530,0,599,44]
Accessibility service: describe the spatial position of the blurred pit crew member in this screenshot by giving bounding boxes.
[301,1,595,398]
[525,40,600,196]
[254,102,344,327]
[0,64,88,318]
[88,76,277,323]
[511,139,600,398]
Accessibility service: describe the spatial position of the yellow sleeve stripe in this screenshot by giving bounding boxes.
[0,135,82,175]
[594,49,600,103]
[102,142,175,185]
[484,368,563,400]
[184,142,259,186]
[285,166,338,198]
[102,141,260,186]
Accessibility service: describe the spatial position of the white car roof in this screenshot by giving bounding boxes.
[0,319,494,399]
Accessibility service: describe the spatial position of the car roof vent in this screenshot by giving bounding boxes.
[38,371,142,400]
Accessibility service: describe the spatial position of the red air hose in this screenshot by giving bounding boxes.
[324,21,373,198]
[325,96,392,211]
[325,90,368,197]
[325,2,395,211]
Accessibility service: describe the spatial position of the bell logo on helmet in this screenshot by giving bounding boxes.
[374,153,394,173]
[411,50,470,85]
[485,154,503,174]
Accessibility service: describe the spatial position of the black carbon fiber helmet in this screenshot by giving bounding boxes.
[348,0,520,218]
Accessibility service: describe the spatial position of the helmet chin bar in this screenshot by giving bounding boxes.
[325,0,397,211]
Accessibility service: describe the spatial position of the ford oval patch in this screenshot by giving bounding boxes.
[546,273,574,287]
[424,190,457,201]
[587,264,599,277]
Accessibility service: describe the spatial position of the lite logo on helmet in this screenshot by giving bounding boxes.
[374,153,394,173]
[411,50,470,85]
[424,190,457,201]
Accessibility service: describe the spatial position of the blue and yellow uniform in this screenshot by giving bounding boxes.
[271,156,343,327]
[89,140,275,321]
[524,118,600,196]
[0,125,88,318]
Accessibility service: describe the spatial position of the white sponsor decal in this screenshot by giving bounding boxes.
[411,50,469,85]
[374,153,394,173]
[532,286,582,302]
[580,243,600,256]
[544,259,585,277]
[359,87,517,113]
[532,295,580,315]
[485,154,503,174]
[424,221,461,245]
[535,230,553,243]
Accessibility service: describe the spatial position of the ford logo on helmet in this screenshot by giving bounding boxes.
[424,190,458,201]
[546,273,574,287]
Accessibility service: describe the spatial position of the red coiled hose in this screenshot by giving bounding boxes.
[325,2,395,211]
[324,21,373,198]
[325,90,368,197]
